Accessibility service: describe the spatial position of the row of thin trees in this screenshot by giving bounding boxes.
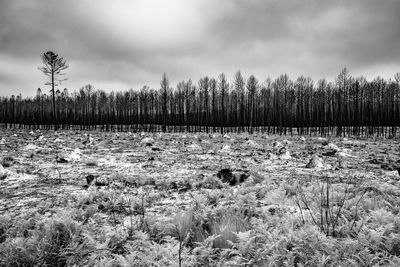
[1,68,400,136]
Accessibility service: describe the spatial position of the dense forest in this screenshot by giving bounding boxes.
[1,68,400,137]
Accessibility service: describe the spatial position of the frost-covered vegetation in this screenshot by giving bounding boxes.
[1,129,400,266]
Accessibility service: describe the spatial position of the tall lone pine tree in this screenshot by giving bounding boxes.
[38,51,69,129]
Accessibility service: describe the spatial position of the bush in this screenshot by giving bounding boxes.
[295,175,366,237]
[0,212,93,266]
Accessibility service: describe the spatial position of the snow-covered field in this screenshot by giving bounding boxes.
[1,129,400,266]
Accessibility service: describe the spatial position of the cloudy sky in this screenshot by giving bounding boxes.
[1,0,400,97]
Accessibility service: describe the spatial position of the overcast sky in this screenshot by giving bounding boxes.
[1,0,400,97]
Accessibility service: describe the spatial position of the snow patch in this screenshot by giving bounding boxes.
[0,164,10,179]
[327,143,340,151]
[220,144,231,152]
[279,151,291,160]
[66,148,84,162]
[187,143,202,150]
[337,151,354,158]
[23,144,39,151]
[306,155,324,168]
[273,141,283,148]
[246,140,260,148]
[282,139,292,145]
[141,137,154,144]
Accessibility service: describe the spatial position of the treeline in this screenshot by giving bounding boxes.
[1,68,400,136]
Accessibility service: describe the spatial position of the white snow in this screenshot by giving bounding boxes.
[66,148,84,162]
[327,143,340,151]
[141,137,154,144]
[279,151,291,160]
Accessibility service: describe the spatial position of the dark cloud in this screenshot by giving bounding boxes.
[208,0,400,80]
[1,0,400,97]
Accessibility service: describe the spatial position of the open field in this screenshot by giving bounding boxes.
[1,129,400,266]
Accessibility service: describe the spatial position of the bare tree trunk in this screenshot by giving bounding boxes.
[51,71,57,130]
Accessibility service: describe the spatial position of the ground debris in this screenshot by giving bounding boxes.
[2,156,14,167]
[306,155,324,168]
[216,168,249,185]
[0,165,8,180]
